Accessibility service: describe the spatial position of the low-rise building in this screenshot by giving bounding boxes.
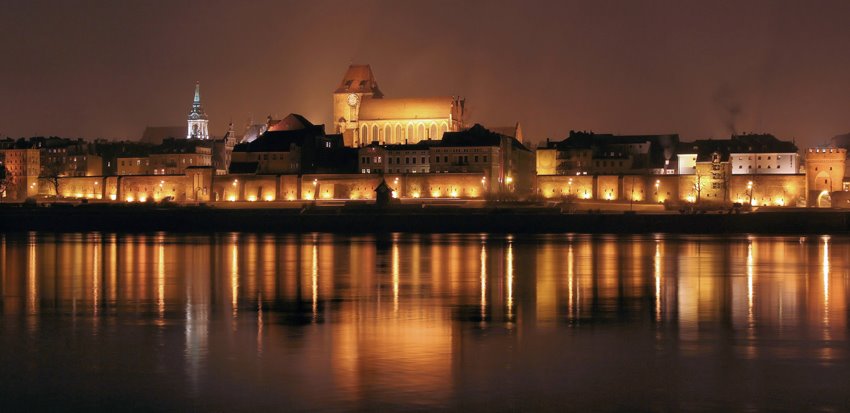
[677,134,799,175]
[537,131,678,176]
[0,147,40,201]
[359,141,435,174]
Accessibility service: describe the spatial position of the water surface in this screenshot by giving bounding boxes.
[1,232,848,411]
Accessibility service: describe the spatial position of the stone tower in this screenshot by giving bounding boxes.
[805,147,846,207]
[187,82,210,140]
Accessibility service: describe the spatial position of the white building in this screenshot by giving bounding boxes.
[677,134,799,175]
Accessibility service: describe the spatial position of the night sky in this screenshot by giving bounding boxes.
[3,0,850,147]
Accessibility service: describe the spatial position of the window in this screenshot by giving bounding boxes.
[421,157,426,164]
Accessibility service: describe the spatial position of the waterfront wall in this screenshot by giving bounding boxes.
[47,171,818,208]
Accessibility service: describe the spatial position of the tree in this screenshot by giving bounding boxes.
[0,164,7,200]
[38,162,64,197]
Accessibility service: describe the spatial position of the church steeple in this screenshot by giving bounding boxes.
[187,81,209,139]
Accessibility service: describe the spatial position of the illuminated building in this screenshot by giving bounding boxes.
[116,157,150,176]
[537,131,679,176]
[332,64,465,147]
[148,138,212,175]
[436,124,535,195]
[229,114,355,176]
[358,141,435,174]
[677,134,799,175]
[0,147,39,201]
[805,147,846,207]
[186,82,209,140]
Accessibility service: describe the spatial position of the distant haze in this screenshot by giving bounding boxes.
[2,0,850,148]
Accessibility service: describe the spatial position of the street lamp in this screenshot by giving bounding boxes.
[568,178,573,196]
[654,179,660,202]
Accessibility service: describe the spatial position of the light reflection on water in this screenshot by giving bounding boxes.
[1,232,849,411]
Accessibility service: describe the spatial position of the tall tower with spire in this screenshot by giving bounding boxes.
[187,82,209,140]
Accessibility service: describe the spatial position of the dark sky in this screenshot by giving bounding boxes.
[3,0,850,147]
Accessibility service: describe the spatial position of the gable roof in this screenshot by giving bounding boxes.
[335,64,383,97]
[267,113,314,132]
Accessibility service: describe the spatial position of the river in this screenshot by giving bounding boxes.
[1,232,848,411]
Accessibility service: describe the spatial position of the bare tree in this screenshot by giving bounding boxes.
[38,162,64,197]
[0,164,7,201]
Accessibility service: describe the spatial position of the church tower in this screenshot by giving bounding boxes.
[187,82,210,140]
[333,65,383,147]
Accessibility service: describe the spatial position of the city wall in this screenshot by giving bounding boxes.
[52,171,810,207]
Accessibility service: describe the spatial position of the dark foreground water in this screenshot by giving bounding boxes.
[1,232,849,412]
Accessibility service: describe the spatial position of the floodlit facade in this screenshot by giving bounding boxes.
[187,82,210,140]
[333,65,465,147]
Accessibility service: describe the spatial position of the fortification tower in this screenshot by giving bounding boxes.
[805,147,846,207]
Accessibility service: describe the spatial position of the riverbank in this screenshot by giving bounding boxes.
[1,203,849,234]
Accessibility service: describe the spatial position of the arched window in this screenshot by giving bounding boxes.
[407,124,414,142]
[395,125,403,143]
[372,125,379,143]
[417,124,425,141]
[384,125,392,144]
[360,125,368,145]
[439,123,448,138]
[429,124,438,140]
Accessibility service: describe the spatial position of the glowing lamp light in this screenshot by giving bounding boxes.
[431,190,441,198]
[450,190,459,198]
[505,176,513,184]
[412,191,421,198]
[583,192,592,200]
[264,195,274,201]
[321,191,332,199]
[139,196,147,202]
[391,190,398,199]
[286,194,295,201]
[305,193,314,200]
[126,196,134,202]
[686,195,696,203]
[751,199,758,206]
[75,193,84,198]
[775,198,785,206]
[228,195,236,202]
[110,194,117,201]
[247,195,257,202]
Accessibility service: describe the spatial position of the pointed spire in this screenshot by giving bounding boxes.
[194,81,201,104]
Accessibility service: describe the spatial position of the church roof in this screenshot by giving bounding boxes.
[335,65,383,97]
[140,126,185,145]
[358,97,456,121]
[233,115,332,153]
[267,113,314,132]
